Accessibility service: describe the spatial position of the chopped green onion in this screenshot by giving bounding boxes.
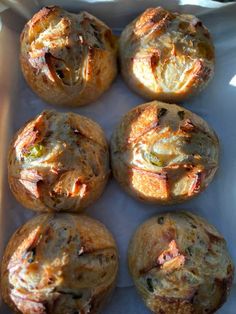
[25,144,44,159]
[144,152,163,167]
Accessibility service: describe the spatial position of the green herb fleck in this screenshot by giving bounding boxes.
[146,278,154,293]
[186,246,193,257]
[157,216,164,225]
[158,108,167,119]
[72,293,83,300]
[178,110,185,120]
[56,69,65,79]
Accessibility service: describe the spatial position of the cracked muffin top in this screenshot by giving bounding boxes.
[20,6,117,107]
[119,7,214,103]
[128,211,234,314]
[8,110,109,212]
[1,213,118,314]
[111,101,219,204]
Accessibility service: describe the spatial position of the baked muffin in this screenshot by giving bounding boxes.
[111,101,219,204]
[1,213,119,314]
[8,110,109,212]
[119,7,215,102]
[20,6,117,107]
[128,211,234,314]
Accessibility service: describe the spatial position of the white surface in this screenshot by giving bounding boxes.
[0,0,236,313]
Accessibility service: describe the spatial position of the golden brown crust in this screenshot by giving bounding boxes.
[111,101,219,204]
[20,6,117,107]
[128,211,234,314]
[1,214,118,314]
[119,7,215,103]
[8,110,110,212]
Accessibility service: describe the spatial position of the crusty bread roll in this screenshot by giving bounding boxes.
[20,6,117,107]
[1,214,118,314]
[111,101,219,204]
[119,7,215,102]
[8,110,109,212]
[128,211,234,314]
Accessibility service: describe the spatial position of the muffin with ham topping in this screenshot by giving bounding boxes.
[8,110,109,212]
[119,7,215,103]
[128,211,234,314]
[1,214,119,314]
[20,5,117,107]
[111,101,219,204]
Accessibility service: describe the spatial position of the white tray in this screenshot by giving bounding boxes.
[0,0,236,313]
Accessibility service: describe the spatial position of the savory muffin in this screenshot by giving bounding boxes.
[111,101,219,204]
[8,110,109,212]
[119,7,215,103]
[128,211,234,314]
[20,5,117,107]
[1,214,119,314]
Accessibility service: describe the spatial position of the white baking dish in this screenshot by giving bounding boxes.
[0,0,236,312]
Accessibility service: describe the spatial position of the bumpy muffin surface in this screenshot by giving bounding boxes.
[119,7,214,102]
[128,211,234,314]
[8,110,109,212]
[20,6,117,107]
[111,101,219,204]
[1,214,118,314]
